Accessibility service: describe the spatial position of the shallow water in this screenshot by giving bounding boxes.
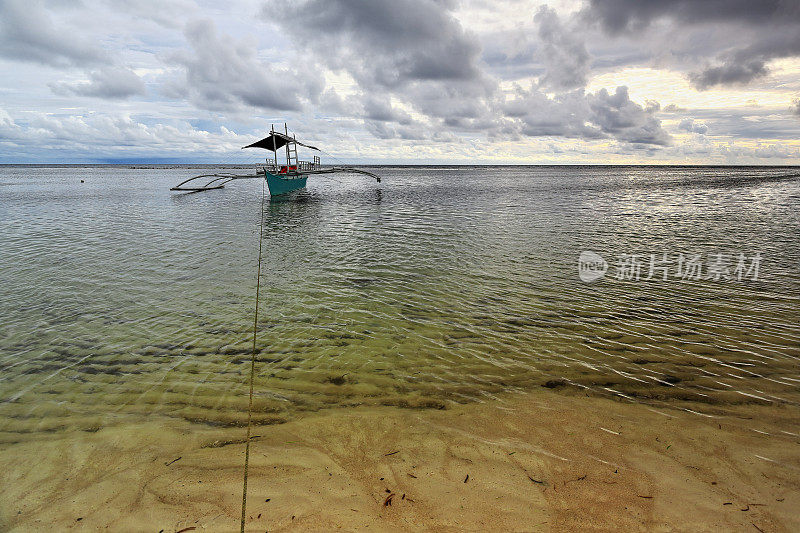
[1,165,799,442]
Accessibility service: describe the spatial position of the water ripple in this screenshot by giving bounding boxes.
[0,165,798,442]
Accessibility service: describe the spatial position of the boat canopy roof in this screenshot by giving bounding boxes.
[242,132,320,151]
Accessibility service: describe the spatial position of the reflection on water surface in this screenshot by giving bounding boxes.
[1,165,798,442]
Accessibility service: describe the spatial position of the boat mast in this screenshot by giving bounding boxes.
[270,123,276,172]
[284,123,290,168]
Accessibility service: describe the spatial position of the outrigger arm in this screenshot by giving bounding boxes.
[307,167,382,183]
[170,167,380,192]
[169,172,263,192]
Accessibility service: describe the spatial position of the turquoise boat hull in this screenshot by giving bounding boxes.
[265,170,307,196]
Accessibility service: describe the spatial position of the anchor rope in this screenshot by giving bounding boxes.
[240,177,266,532]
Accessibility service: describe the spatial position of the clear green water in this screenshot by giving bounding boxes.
[1,165,799,441]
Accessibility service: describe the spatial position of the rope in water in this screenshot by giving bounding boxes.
[240,178,267,532]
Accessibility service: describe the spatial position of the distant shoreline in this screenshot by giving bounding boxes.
[1,163,799,168]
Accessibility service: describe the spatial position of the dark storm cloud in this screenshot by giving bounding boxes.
[262,1,670,148]
[165,19,323,112]
[0,0,797,162]
[689,28,800,89]
[503,85,671,146]
[362,96,413,124]
[265,0,482,88]
[365,120,426,140]
[0,0,109,67]
[533,6,590,91]
[689,60,768,90]
[400,77,496,122]
[587,86,671,145]
[475,6,666,146]
[583,0,800,90]
[479,7,590,88]
[263,0,498,132]
[49,67,146,99]
[584,0,800,34]
[479,31,541,82]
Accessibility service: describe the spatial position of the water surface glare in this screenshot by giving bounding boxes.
[1,165,799,440]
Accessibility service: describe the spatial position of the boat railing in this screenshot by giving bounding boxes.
[264,155,320,173]
[297,156,321,171]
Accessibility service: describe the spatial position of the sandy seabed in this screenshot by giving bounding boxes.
[2,389,799,532]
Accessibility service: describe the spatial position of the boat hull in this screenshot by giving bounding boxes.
[265,170,307,196]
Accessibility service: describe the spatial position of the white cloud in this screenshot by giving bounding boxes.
[49,67,146,99]
[164,19,323,113]
[678,117,708,134]
[0,0,109,67]
[0,0,798,162]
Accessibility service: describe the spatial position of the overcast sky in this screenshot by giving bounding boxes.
[1,0,799,163]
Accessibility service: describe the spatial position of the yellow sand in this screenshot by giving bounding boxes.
[2,390,799,532]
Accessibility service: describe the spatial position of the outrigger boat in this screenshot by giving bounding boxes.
[170,123,381,195]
